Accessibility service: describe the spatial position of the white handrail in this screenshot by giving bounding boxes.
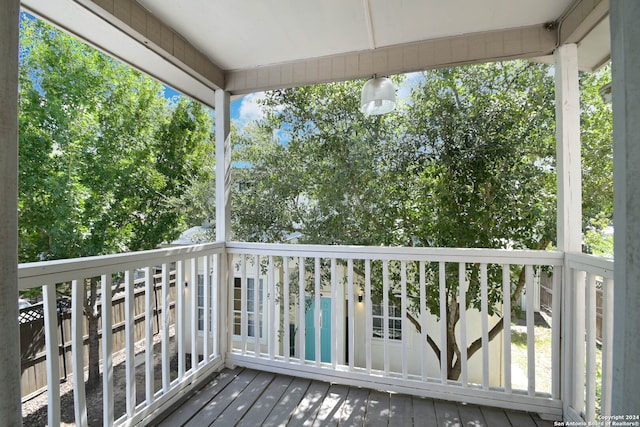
[17,243,613,425]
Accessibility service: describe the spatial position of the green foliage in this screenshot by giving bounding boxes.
[580,65,613,231]
[231,61,592,379]
[584,215,614,257]
[18,17,214,262]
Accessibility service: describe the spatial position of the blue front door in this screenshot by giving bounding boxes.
[305,297,331,363]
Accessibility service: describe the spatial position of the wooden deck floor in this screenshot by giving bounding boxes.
[153,367,554,427]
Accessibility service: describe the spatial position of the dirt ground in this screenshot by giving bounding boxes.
[22,332,182,426]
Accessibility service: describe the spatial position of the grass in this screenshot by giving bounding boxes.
[510,322,553,394]
[510,316,604,417]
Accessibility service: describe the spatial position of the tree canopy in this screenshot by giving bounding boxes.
[231,60,613,379]
[18,16,214,262]
[18,16,215,388]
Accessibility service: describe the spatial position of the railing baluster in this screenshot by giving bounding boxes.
[459,262,467,387]
[124,269,136,417]
[298,257,306,363]
[283,256,290,363]
[401,260,408,378]
[551,265,561,399]
[161,263,170,392]
[439,261,447,384]
[331,258,338,369]
[382,260,390,375]
[585,273,597,422]
[102,273,114,426]
[190,257,198,369]
[176,260,185,380]
[268,256,275,359]
[481,263,489,390]
[144,266,154,404]
[348,258,355,371]
[419,261,427,382]
[43,283,61,427]
[502,264,512,393]
[212,254,219,358]
[365,259,372,374]
[241,255,247,354]
[203,255,210,362]
[71,279,88,427]
[573,269,586,413]
[315,257,321,366]
[601,277,614,417]
[525,265,535,396]
[254,254,260,358]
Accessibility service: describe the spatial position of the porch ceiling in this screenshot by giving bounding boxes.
[21,0,610,107]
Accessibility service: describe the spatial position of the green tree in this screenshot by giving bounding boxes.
[233,62,558,380]
[18,16,213,387]
[580,65,613,255]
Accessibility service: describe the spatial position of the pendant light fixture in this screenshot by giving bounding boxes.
[360,76,396,115]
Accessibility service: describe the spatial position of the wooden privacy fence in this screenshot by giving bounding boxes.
[20,273,177,399]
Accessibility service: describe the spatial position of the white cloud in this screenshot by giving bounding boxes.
[235,92,267,128]
[396,72,424,102]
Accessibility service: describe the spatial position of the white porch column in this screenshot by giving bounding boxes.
[555,43,582,254]
[0,1,23,425]
[215,89,231,363]
[215,89,231,242]
[611,1,640,415]
[555,43,582,419]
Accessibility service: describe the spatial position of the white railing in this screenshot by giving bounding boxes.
[18,242,614,425]
[225,242,565,419]
[564,252,614,424]
[18,242,226,427]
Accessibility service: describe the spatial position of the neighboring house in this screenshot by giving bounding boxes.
[223,255,505,388]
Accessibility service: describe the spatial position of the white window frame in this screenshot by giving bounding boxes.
[196,273,213,333]
[232,276,265,340]
[372,301,402,340]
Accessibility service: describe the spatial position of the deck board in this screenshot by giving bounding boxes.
[338,386,368,426]
[312,383,348,426]
[412,396,438,425]
[156,368,556,426]
[288,380,330,427]
[364,389,390,427]
[389,393,413,426]
[155,367,242,427]
[184,369,258,426]
[457,403,487,427]
[262,377,311,427]
[434,400,462,426]
[237,374,294,427]
[211,371,275,426]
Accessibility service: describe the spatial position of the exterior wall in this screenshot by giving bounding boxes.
[352,302,504,386]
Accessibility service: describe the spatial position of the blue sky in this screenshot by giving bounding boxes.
[164,72,425,133]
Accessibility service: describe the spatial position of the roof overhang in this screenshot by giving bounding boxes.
[20,0,611,108]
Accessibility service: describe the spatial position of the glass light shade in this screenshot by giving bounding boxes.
[360,77,396,115]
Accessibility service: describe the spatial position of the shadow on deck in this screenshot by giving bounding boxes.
[152,367,553,427]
